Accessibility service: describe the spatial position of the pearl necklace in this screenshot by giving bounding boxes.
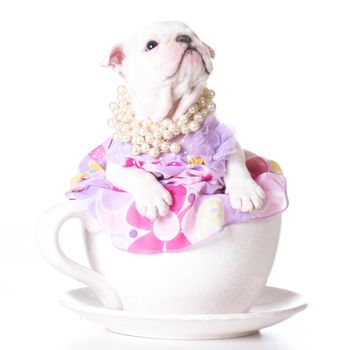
[107,86,216,158]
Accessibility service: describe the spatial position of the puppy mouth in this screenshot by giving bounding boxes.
[167,46,210,78]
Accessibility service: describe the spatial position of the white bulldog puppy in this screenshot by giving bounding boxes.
[103,21,265,221]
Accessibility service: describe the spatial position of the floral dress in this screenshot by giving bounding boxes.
[66,116,288,253]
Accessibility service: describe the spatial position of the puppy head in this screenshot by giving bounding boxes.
[103,21,215,95]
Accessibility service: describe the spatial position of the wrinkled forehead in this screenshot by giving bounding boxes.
[128,21,196,46]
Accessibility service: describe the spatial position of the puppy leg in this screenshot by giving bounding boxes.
[106,160,172,220]
[224,142,265,212]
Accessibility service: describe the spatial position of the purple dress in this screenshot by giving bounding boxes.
[66,116,288,253]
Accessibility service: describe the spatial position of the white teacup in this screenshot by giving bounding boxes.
[37,200,281,314]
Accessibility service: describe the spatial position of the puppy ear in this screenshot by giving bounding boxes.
[101,44,125,69]
[202,42,215,59]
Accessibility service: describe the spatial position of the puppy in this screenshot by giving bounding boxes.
[103,21,265,221]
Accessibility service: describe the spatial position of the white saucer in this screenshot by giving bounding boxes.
[59,286,307,340]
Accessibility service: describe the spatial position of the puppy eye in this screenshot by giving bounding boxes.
[145,40,158,51]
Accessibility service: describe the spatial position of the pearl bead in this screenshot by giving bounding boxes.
[168,123,179,133]
[189,121,200,132]
[202,88,209,97]
[169,143,181,154]
[107,118,115,128]
[163,130,173,140]
[149,147,160,158]
[131,144,141,156]
[131,128,140,137]
[181,124,190,134]
[208,89,215,98]
[130,120,140,129]
[160,141,170,152]
[113,132,121,142]
[199,97,207,106]
[194,113,204,123]
[173,126,180,135]
[113,106,121,115]
[141,118,152,128]
[115,122,122,131]
[122,114,132,123]
[153,128,163,138]
[117,86,127,95]
[161,118,172,128]
[132,136,144,144]
[189,103,199,114]
[131,136,138,144]
[117,94,126,101]
[119,100,128,108]
[150,123,158,131]
[152,138,162,148]
[117,112,124,121]
[109,102,117,111]
[121,133,131,143]
[139,127,147,136]
[200,108,208,117]
[136,136,144,144]
[141,143,150,153]
[178,115,189,124]
[207,102,216,112]
[145,133,155,144]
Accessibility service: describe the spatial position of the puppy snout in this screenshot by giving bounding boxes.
[176,34,192,44]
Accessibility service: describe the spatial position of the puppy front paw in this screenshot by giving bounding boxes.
[226,178,265,213]
[134,183,172,221]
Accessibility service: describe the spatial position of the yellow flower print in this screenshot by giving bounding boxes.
[270,160,283,175]
[70,161,105,186]
[70,172,89,186]
[89,160,104,172]
[197,198,224,238]
[187,156,205,165]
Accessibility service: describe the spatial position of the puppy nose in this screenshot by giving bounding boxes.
[176,34,192,44]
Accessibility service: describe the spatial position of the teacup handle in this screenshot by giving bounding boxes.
[36,200,123,310]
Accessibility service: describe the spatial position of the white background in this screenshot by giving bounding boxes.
[1,0,344,349]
